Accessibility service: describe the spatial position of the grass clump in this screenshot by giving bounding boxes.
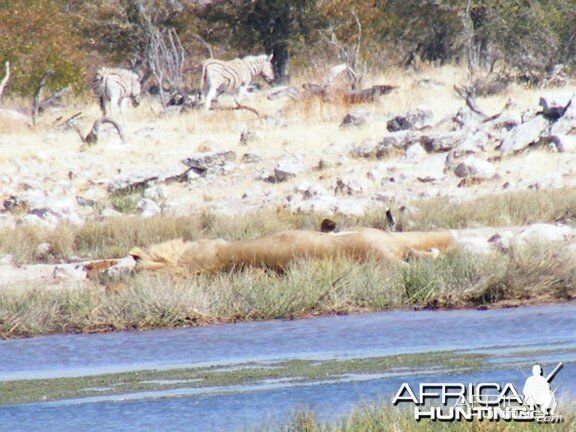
[262,402,575,432]
[1,246,574,338]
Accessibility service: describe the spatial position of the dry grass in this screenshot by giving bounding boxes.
[0,187,575,265]
[261,401,575,432]
[1,244,574,338]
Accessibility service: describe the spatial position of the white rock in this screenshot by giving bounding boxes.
[499,116,549,154]
[274,159,305,182]
[334,199,367,216]
[551,94,576,135]
[515,224,574,244]
[549,134,576,152]
[136,198,162,217]
[334,177,366,195]
[402,143,426,163]
[100,208,123,218]
[294,181,329,198]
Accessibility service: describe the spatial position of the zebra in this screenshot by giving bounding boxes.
[200,54,274,110]
[92,67,141,117]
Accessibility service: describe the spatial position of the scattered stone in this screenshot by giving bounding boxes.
[294,181,329,199]
[340,108,369,128]
[182,151,237,175]
[454,157,496,179]
[241,153,262,163]
[349,139,378,158]
[548,134,576,153]
[376,131,422,158]
[272,159,305,182]
[100,207,122,218]
[550,94,576,135]
[387,106,433,132]
[239,130,260,146]
[402,143,426,163]
[136,198,161,217]
[499,115,550,154]
[515,223,574,244]
[267,86,300,100]
[334,177,365,196]
[421,132,466,153]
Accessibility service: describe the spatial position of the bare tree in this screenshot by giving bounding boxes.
[0,61,9,102]
[73,117,126,148]
[133,0,186,107]
[31,70,71,126]
[319,11,363,89]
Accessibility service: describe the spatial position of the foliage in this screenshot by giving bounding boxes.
[0,0,86,95]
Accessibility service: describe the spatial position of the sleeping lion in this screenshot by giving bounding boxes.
[129,228,456,275]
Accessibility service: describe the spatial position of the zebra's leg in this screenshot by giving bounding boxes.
[109,94,120,119]
[235,85,249,106]
[119,97,129,119]
[99,96,107,116]
[204,86,217,111]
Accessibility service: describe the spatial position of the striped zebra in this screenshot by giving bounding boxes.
[92,67,141,117]
[200,54,274,110]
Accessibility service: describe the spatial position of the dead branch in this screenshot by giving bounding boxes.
[54,111,83,127]
[0,61,9,102]
[235,102,260,117]
[75,117,125,148]
[454,84,486,118]
[32,70,54,125]
[193,34,213,59]
[38,86,70,113]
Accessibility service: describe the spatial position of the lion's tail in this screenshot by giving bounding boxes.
[130,239,191,273]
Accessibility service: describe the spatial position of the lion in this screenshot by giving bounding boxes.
[129,228,456,275]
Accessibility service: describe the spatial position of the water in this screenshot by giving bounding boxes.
[1,303,575,431]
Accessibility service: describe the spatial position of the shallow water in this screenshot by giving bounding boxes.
[1,303,575,431]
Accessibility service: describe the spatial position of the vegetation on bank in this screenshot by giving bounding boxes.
[0,242,574,338]
[261,402,576,432]
[0,188,575,338]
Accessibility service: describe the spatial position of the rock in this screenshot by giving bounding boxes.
[340,108,369,128]
[334,199,368,217]
[267,86,300,101]
[387,106,434,132]
[515,223,574,244]
[376,131,422,158]
[273,159,305,182]
[499,115,550,154]
[549,134,576,153]
[19,213,56,229]
[144,185,168,201]
[402,143,426,163]
[100,208,122,218]
[241,153,262,163]
[288,195,337,214]
[182,151,237,175]
[454,157,496,179]
[349,139,378,158]
[109,171,159,194]
[136,198,162,217]
[294,181,329,199]
[539,91,574,120]
[421,132,466,153]
[239,130,260,146]
[550,94,576,135]
[334,177,365,195]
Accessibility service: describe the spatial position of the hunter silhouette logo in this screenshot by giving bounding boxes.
[523,363,562,415]
[392,362,564,422]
